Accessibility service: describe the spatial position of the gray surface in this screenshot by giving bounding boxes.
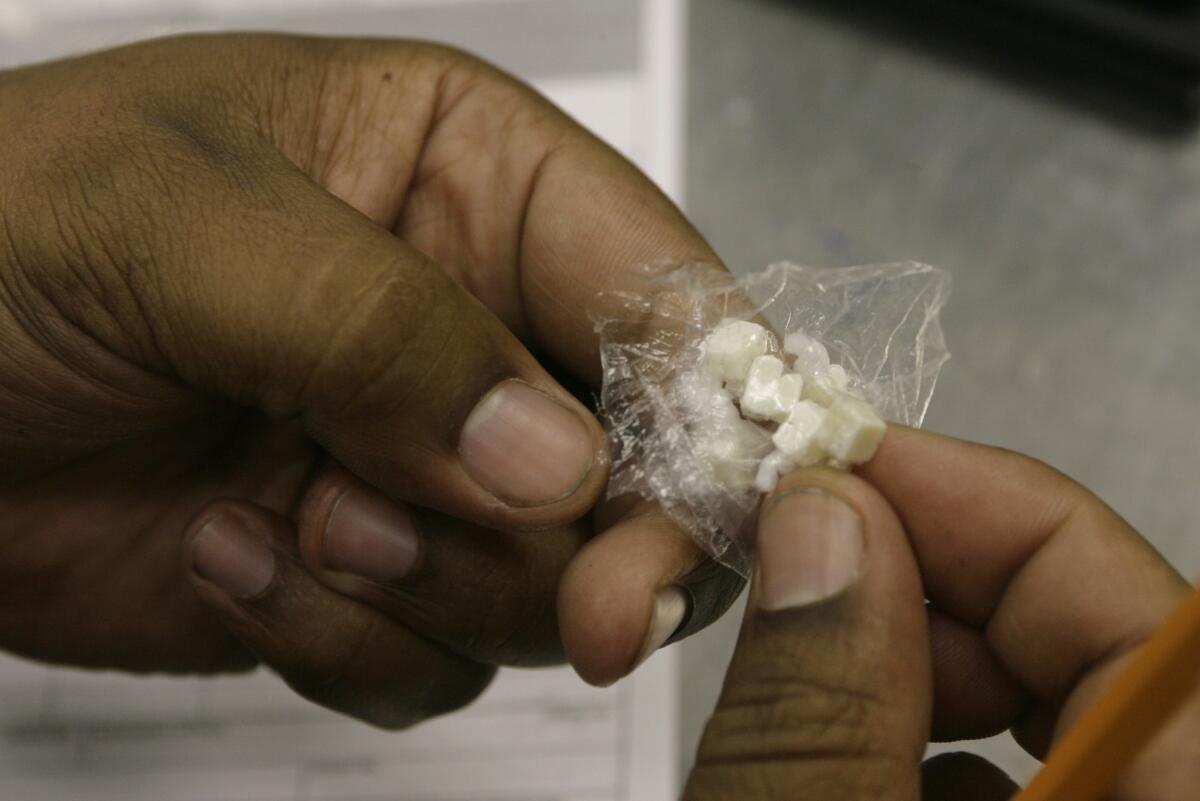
[679,0,1200,782]
[0,0,637,76]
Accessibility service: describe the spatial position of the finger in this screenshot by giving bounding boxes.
[182,500,494,729]
[293,466,586,667]
[28,120,609,532]
[269,39,722,384]
[213,158,609,532]
[927,607,1027,742]
[920,753,1018,801]
[273,41,739,673]
[1045,643,1200,801]
[685,468,930,801]
[858,427,1197,794]
[558,500,745,686]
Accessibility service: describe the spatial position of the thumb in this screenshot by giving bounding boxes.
[120,147,607,532]
[685,468,932,801]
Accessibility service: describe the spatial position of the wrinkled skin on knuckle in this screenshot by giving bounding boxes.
[295,262,518,442]
[689,683,912,800]
[700,679,888,767]
[2,61,259,371]
[344,509,573,668]
[686,752,911,801]
[250,567,497,731]
[689,626,920,800]
[438,531,569,668]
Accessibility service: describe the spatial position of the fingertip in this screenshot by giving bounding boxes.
[184,502,283,603]
[559,509,701,686]
[559,547,652,686]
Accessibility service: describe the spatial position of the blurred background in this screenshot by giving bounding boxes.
[4,0,1200,792]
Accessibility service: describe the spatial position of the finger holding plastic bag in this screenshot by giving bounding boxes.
[592,261,950,577]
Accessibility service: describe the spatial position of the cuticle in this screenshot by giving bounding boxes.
[762,486,835,518]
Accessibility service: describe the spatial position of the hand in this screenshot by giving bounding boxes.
[685,427,1200,800]
[0,34,742,727]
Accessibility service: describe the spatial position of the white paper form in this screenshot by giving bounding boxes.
[0,1,688,799]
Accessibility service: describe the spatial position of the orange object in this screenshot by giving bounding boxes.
[1014,584,1200,801]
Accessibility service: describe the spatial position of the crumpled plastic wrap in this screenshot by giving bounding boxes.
[592,261,950,577]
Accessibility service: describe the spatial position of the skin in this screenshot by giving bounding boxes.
[685,427,1200,800]
[2,34,1193,797]
[0,33,743,728]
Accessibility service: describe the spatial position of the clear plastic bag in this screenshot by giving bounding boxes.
[593,261,950,577]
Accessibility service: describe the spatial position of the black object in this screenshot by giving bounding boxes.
[796,0,1200,130]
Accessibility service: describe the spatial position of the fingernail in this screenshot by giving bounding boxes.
[191,516,276,599]
[757,488,864,610]
[322,487,419,583]
[632,586,689,670]
[459,380,595,506]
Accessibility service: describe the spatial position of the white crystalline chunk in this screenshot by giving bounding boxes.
[777,373,804,412]
[783,331,830,377]
[828,364,849,391]
[738,356,800,422]
[697,416,771,489]
[772,400,828,467]
[815,394,886,464]
[754,450,795,494]
[800,372,838,406]
[677,367,741,428]
[705,320,772,387]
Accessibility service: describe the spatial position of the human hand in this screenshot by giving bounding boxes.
[685,426,1200,800]
[0,34,742,727]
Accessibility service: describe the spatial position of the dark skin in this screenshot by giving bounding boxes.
[2,34,1196,797]
[0,34,743,727]
[686,428,1200,800]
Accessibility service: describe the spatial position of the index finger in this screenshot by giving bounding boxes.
[858,426,1188,703]
[862,427,1200,800]
[247,36,738,678]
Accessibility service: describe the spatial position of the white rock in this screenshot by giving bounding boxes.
[777,373,804,413]
[698,416,771,489]
[783,331,830,377]
[705,320,772,387]
[828,364,849,391]
[677,367,741,428]
[754,449,795,494]
[739,356,801,422]
[800,372,838,406]
[815,394,886,464]
[772,400,828,467]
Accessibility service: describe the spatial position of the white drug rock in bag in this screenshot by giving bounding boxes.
[593,261,950,577]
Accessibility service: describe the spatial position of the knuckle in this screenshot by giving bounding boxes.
[370,522,565,667]
[263,575,497,731]
[295,258,506,427]
[685,754,907,801]
[454,543,562,666]
[413,661,497,723]
[293,263,450,417]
